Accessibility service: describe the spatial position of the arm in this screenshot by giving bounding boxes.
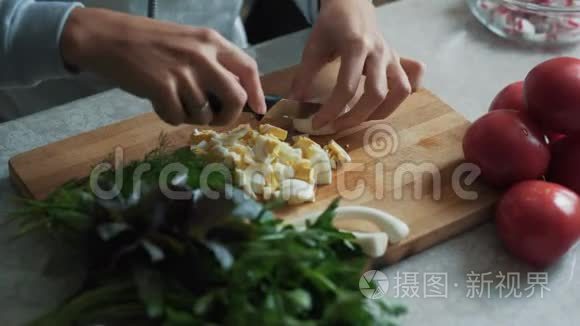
[0,0,83,87]
[1,3,265,126]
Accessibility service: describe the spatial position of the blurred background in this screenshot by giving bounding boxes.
[244,0,395,44]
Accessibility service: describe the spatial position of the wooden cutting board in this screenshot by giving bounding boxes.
[8,63,498,265]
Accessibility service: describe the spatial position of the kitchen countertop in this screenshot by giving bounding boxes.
[1,0,579,325]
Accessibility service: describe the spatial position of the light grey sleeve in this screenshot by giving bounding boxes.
[293,0,319,24]
[0,0,83,88]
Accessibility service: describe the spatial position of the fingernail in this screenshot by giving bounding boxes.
[259,101,267,114]
[251,98,266,114]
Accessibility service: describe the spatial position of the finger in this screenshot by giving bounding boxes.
[312,47,367,129]
[290,39,328,101]
[334,52,388,130]
[202,62,247,126]
[369,58,412,121]
[400,57,426,92]
[218,47,266,114]
[151,79,186,126]
[177,70,213,125]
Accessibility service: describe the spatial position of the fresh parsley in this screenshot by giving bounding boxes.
[10,144,406,325]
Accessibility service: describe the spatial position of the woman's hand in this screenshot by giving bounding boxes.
[291,0,425,130]
[61,8,266,126]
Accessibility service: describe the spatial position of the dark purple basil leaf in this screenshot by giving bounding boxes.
[97,222,131,241]
[134,268,164,318]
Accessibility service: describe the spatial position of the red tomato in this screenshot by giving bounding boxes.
[496,181,580,267]
[463,110,550,188]
[524,57,580,134]
[489,81,526,112]
[548,134,580,194]
[546,131,566,144]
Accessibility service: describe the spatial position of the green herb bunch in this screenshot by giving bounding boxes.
[10,146,406,326]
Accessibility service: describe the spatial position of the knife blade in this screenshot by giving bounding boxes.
[207,93,321,122]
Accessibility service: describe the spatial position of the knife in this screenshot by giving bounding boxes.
[207,93,321,122]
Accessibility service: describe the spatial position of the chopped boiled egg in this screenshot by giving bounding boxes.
[191,129,217,145]
[277,179,315,205]
[189,124,350,205]
[273,162,294,181]
[211,144,229,159]
[292,135,323,159]
[223,151,241,169]
[230,143,250,158]
[254,134,280,162]
[229,124,252,138]
[237,163,280,198]
[234,168,255,199]
[293,136,332,184]
[292,159,314,184]
[310,153,333,185]
[325,140,352,168]
[262,186,276,201]
[191,140,209,156]
[221,124,251,146]
[259,124,288,141]
[250,172,266,195]
[277,142,302,164]
[241,129,258,145]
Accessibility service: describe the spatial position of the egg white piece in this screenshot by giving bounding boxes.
[333,206,410,244]
[278,179,316,205]
[285,206,409,258]
[309,151,333,185]
[325,140,352,169]
[273,162,294,181]
[350,232,389,258]
[292,116,337,136]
